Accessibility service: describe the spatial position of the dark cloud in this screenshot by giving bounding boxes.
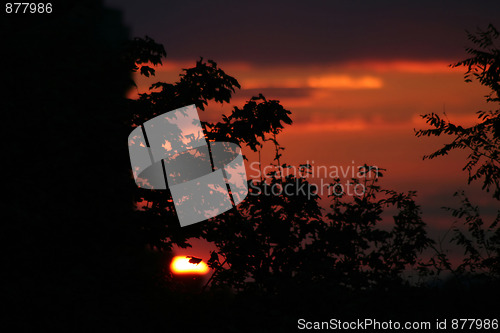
[105,0,500,65]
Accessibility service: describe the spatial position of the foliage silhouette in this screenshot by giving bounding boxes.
[201,164,431,292]
[122,36,167,85]
[416,25,500,285]
[415,24,500,200]
[321,169,431,290]
[446,191,499,279]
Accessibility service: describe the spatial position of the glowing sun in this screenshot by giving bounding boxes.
[170,256,210,275]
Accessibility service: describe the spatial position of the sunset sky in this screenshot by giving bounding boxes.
[107,0,500,260]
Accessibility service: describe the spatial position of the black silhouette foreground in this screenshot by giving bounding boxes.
[4,1,499,331]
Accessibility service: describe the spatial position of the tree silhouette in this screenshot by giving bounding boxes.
[128,47,434,294]
[128,57,243,255]
[416,24,500,200]
[416,24,500,284]
[321,169,431,290]
[201,164,431,292]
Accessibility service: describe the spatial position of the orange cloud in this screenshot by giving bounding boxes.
[240,74,383,90]
[283,111,483,134]
[241,78,305,89]
[343,60,461,74]
[288,118,369,132]
[307,75,383,89]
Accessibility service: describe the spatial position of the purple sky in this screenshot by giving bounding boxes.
[106,0,500,65]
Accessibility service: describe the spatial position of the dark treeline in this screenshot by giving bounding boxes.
[3,1,499,332]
